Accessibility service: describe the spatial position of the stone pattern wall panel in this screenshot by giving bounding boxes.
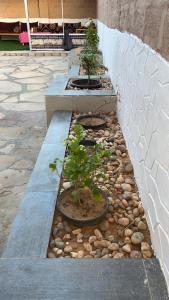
[97,0,169,60]
[97,20,169,290]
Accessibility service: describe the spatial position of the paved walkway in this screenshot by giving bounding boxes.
[0,56,68,256]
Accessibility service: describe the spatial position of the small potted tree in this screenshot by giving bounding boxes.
[70,23,108,129]
[49,124,111,226]
[71,23,103,89]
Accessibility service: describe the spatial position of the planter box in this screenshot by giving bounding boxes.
[1,111,168,299]
[45,74,117,126]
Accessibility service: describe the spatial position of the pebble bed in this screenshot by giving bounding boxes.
[48,112,154,259]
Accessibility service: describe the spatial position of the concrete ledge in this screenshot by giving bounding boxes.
[0,51,68,57]
[0,258,168,300]
[68,64,80,76]
[45,74,117,125]
[3,111,72,258]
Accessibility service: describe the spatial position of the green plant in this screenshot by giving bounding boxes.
[80,24,107,83]
[49,124,111,203]
[85,24,99,53]
[80,50,100,83]
[80,24,99,83]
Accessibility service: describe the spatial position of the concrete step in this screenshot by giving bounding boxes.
[0,258,168,300]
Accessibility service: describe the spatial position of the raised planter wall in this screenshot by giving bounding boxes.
[97,20,169,289]
[45,74,117,126]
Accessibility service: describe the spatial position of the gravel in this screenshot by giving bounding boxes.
[48,112,153,259]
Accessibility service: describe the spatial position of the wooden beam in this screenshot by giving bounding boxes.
[23,0,31,50]
[61,0,64,34]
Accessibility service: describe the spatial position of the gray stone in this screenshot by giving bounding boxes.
[131,232,144,245]
[55,241,65,249]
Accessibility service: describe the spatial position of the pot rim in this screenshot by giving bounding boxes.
[70,78,102,89]
[76,113,107,130]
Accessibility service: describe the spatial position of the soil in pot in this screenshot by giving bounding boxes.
[58,186,108,226]
[77,114,106,130]
[70,78,101,89]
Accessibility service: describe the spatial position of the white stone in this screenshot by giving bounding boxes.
[0,95,8,102]
[0,103,45,111]
[0,74,8,80]
[27,84,46,91]
[63,182,72,190]
[0,155,16,171]
[122,244,131,253]
[15,76,50,84]
[0,144,15,154]
[0,112,5,119]
[19,64,40,71]
[0,127,24,140]
[20,91,44,103]
[0,169,29,188]
[3,96,18,103]
[0,81,22,93]
[12,159,33,170]
[11,71,45,79]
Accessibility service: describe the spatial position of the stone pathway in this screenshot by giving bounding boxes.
[0,55,68,256]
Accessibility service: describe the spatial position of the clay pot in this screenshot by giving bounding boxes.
[77,114,106,130]
[57,186,109,226]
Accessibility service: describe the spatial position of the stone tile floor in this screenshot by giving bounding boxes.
[0,55,68,256]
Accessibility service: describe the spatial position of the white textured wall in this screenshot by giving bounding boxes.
[98,20,169,288]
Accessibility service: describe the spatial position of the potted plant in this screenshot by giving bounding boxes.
[49,124,111,226]
[70,23,109,130]
[70,24,104,89]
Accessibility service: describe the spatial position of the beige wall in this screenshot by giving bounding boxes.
[0,0,25,18]
[62,0,96,18]
[0,0,96,19]
[97,0,169,60]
